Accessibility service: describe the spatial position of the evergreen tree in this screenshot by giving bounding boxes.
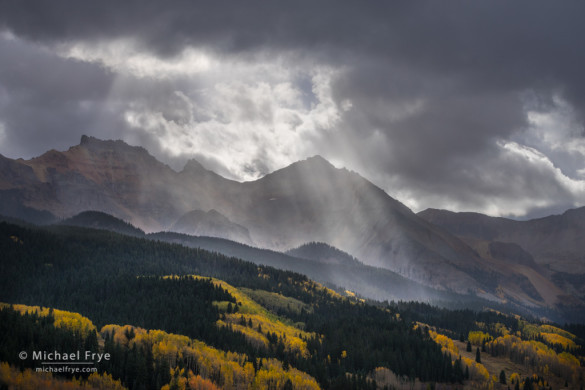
[466,341,472,352]
[500,369,506,384]
[475,347,481,364]
[283,379,293,390]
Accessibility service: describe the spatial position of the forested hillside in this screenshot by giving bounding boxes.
[1,220,584,389]
[149,231,477,306]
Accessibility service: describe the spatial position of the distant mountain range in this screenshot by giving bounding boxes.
[1,135,583,318]
[418,208,585,309]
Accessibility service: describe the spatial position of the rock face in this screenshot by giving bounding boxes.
[1,135,582,310]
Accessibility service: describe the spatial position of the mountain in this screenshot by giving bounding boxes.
[171,209,253,245]
[418,208,585,306]
[286,242,363,266]
[224,156,504,297]
[0,154,57,224]
[60,210,145,237]
[1,135,581,312]
[0,137,491,294]
[418,207,585,274]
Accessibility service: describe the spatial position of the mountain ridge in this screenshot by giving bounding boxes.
[418,207,585,307]
[418,207,585,273]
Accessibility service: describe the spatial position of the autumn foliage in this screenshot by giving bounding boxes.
[101,323,320,390]
[1,303,96,337]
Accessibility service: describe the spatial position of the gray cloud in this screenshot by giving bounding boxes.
[0,34,131,158]
[1,1,585,217]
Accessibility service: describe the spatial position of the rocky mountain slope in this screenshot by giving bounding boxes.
[418,208,585,274]
[418,208,585,306]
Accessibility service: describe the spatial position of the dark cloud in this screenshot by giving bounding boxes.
[0,35,130,158]
[1,1,585,217]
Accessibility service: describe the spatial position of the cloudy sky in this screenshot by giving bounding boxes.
[1,1,585,218]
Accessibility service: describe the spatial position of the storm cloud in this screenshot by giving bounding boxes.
[1,0,584,217]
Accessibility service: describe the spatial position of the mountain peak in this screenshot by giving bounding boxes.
[181,159,207,173]
[79,135,119,148]
[304,155,334,168]
[79,134,93,145]
[77,135,149,155]
[282,154,338,174]
[252,155,341,186]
